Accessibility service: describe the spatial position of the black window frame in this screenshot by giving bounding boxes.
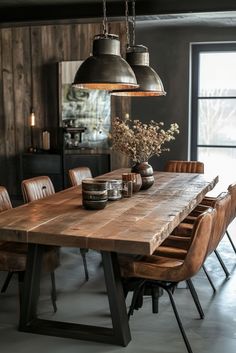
[190,42,236,160]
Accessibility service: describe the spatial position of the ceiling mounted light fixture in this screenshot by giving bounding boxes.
[112,0,166,97]
[73,0,138,91]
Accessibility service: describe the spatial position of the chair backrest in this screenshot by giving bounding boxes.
[123,208,216,283]
[21,176,55,203]
[164,160,204,174]
[68,167,92,187]
[0,186,12,212]
[175,208,216,281]
[206,191,231,255]
[227,182,236,225]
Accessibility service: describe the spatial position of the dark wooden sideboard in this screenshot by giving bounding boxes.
[21,151,111,191]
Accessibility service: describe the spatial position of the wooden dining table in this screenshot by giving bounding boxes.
[0,169,218,346]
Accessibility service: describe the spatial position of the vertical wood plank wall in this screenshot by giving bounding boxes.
[0,21,129,198]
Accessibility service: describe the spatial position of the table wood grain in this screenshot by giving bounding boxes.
[0,170,218,255]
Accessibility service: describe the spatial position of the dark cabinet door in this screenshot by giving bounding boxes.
[21,153,63,192]
[21,153,111,191]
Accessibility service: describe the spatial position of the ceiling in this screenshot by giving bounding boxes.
[1,0,236,26]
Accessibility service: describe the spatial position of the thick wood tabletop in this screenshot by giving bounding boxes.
[0,170,218,255]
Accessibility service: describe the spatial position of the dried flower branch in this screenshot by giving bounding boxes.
[111,116,179,163]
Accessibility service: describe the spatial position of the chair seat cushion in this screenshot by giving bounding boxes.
[119,254,183,282]
[0,242,60,272]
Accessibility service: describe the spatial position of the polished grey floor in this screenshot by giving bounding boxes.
[1,223,236,353]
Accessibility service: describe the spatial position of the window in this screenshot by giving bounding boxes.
[191,43,236,191]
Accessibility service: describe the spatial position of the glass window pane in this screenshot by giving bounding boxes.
[198,147,236,194]
[199,52,236,97]
[198,98,236,145]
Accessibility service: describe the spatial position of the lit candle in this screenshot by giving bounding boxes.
[30,112,35,127]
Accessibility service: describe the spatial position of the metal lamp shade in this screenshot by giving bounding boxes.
[73,34,138,90]
[112,45,166,96]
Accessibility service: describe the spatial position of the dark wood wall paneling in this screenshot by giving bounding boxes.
[0,22,129,199]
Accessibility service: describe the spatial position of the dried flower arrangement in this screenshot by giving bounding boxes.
[111,115,179,163]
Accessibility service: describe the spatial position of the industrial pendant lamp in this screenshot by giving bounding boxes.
[112,0,166,97]
[73,0,138,90]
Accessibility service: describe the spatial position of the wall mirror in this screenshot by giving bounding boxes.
[58,61,111,149]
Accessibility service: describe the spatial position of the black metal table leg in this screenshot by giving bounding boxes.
[18,246,131,346]
[101,251,131,346]
[19,243,43,329]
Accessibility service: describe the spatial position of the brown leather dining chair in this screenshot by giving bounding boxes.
[68,166,93,281]
[21,175,55,202]
[21,176,61,311]
[223,183,236,253]
[0,186,12,249]
[0,184,59,312]
[159,160,231,292]
[68,166,92,187]
[194,182,236,256]
[165,160,236,253]
[119,208,216,353]
[164,160,204,174]
[156,190,232,293]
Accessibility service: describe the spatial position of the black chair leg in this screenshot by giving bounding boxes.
[226,229,236,254]
[159,283,193,353]
[151,286,160,314]
[202,264,216,292]
[80,248,89,281]
[1,271,14,293]
[128,280,146,319]
[50,272,57,313]
[214,249,230,278]
[186,279,204,319]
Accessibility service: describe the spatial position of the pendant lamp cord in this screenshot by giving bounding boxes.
[102,0,108,37]
[29,26,34,114]
[132,0,136,46]
[125,0,130,47]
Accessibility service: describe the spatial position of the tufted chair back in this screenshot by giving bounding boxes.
[206,191,231,256]
[227,182,236,225]
[120,208,216,283]
[68,166,92,187]
[21,176,55,203]
[0,186,12,212]
[164,160,204,174]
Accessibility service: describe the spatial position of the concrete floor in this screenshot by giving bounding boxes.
[1,223,236,353]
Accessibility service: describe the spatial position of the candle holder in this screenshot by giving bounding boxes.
[28,126,37,152]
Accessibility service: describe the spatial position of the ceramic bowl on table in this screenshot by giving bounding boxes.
[82,179,108,210]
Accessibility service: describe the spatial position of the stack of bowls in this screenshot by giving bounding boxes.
[82,179,108,210]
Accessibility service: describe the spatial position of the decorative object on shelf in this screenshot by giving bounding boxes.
[72,0,138,91]
[131,162,154,190]
[42,130,50,151]
[112,114,179,189]
[63,127,86,149]
[112,0,166,97]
